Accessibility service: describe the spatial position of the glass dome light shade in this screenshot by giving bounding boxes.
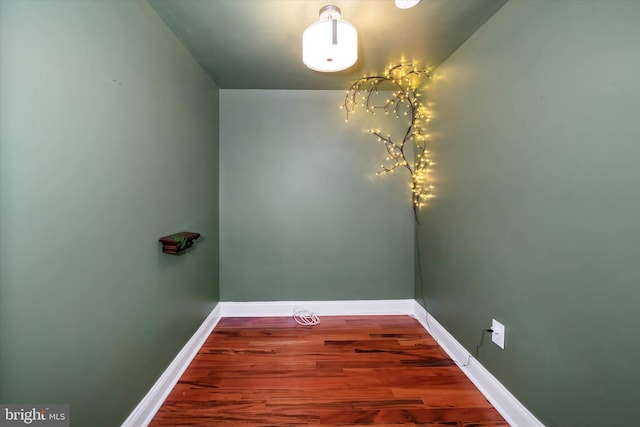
[395,0,422,9]
[302,6,357,72]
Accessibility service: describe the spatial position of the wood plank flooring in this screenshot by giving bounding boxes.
[150,315,507,426]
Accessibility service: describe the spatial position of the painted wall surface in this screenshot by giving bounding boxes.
[220,90,414,301]
[416,1,640,425]
[0,1,219,426]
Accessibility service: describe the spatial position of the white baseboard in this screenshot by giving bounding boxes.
[121,303,222,427]
[219,299,416,317]
[411,301,544,427]
[122,299,543,427]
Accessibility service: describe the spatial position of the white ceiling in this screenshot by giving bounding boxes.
[147,0,507,89]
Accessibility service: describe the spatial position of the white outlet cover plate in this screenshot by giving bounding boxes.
[491,319,505,349]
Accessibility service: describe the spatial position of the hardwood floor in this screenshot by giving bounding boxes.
[150,315,507,426]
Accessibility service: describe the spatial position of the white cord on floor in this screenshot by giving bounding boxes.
[293,307,320,326]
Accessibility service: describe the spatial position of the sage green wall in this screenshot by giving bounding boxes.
[416,1,640,425]
[220,90,414,301]
[0,1,219,426]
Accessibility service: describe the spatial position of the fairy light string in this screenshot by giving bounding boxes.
[341,63,433,222]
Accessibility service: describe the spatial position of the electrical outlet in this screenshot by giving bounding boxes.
[491,319,505,349]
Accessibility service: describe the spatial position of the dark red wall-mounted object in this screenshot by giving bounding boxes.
[159,232,201,255]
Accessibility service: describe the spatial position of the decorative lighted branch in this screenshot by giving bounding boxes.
[342,63,433,221]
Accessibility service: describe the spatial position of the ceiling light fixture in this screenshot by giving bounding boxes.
[395,0,422,9]
[302,5,357,72]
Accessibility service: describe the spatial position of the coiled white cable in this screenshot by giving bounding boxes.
[293,307,320,326]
